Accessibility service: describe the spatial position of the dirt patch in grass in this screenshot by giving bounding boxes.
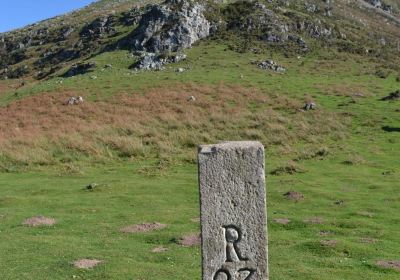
[319,231,332,236]
[273,218,291,225]
[271,161,306,175]
[22,216,56,227]
[151,246,168,253]
[190,217,200,223]
[303,217,324,224]
[178,233,201,247]
[320,240,337,247]
[120,222,167,233]
[73,259,103,269]
[360,237,378,244]
[358,211,374,218]
[284,191,304,201]
[376,260,400,271]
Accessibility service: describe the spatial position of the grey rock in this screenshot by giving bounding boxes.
[256,60,286,73]
[132,52,187,71]
[303,102,317,110]
[198,141,268,280]
[125,0,210,53]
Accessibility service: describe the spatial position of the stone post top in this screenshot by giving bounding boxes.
[198,141,264,154]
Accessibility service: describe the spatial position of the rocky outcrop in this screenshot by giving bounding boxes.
[132,52,187,71]
[123,0,210,53]
[80,16,116,40]
[255,60,286,73]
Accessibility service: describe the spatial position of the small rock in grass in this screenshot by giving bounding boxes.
[86,183,97,190]
[303,102,316,111]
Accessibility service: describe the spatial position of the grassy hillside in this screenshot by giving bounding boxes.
[0,0,399,279]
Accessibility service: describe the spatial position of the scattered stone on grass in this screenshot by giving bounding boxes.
[187,95,196,102]
[254,60,286,73]
[303,102,317,111]
[85,183,98,190]
[73,259,103,269]
[376,260,400,271]
[120,222,167,233]
[303,217,324,224]
[66,96,84,106]
[22,216,56,227]
[190,217,200,223]
[284,191,304,201]
[334,200,345,205]
[320,240,337,247]
[151,246,168,253]
[178,233,201,247]
[273,218,291,225]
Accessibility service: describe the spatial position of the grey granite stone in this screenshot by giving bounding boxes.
[198,141,268,280]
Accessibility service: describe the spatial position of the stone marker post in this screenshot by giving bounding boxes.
[198,141,268,280]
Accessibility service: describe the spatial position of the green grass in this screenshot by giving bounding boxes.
[0,40,399,279]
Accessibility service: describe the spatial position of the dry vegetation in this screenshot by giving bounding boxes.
[0,83,348,170]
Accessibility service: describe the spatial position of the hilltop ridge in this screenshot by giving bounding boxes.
[1,0,400,81]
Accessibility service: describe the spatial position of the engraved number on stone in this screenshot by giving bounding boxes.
[238,268,256,280]
[223,225,248,262]
[213,269,231,280]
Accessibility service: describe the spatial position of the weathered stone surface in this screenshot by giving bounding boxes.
[125,0,210,53]
[198,141,268,280]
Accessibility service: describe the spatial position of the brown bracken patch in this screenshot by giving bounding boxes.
[151,246,168,253]
[22,216,56,227]
[284,191,304,201]
[179,233,201,247]
[73,259,103,269]
[320,240,337,247]
[273,218,291,225]
[120,222,167,233]
[303,217,324,224]
[0,83,348,167]
[376,260,400,271]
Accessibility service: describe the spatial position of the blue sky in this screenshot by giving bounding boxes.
[0,0,96,33]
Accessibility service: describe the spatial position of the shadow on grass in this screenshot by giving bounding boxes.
[382,126,400,132]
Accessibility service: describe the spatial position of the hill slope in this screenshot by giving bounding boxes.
[0,0,399,280]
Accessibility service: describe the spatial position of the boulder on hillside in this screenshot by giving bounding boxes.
[123,0,210,53]
[132,52,187,71]
[255,60,286,73]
